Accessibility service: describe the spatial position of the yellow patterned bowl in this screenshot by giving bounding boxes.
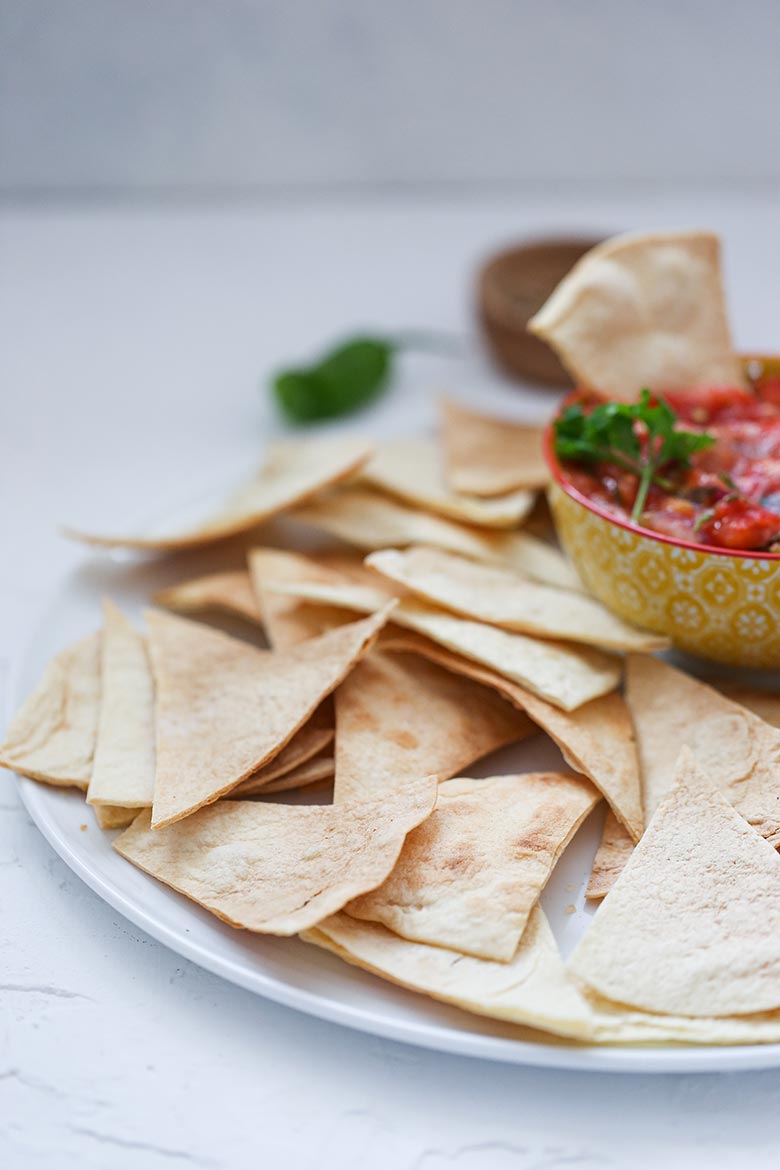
[544,387,780,668]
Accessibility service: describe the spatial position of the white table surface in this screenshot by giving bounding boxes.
[3,193,780,1170]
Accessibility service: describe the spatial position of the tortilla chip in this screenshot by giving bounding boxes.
[146,605,392,828]
[361,437,535,528]
[155,570,262,625]
[0,632,101,788]
[334,650,532,803]
[626,654,780,843]
[65,436,373,550]
[348,772,599,961]
[263,579,621,711]
[304,905,594,1040]
[528,231,746,401]
[87,600,156,809]
[231,704,334,796]
[248,547,369,649]
[94,803,138,830]
[114,772,437,934]
[585,810,634,900]
[367,547,668,652]
[440,397,548,496]
[260,754,335,794]
[378,631,641,839]
[716,684,780,729]
[570,750,780,1017]
[291,487,581,590]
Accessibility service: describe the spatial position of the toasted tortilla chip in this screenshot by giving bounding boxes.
[586,810,634,900]
[626,654,780,843]
[94,803,138,830]
[528,231,746,401]
[65,436,373,550]
[291,487,581,590]
[304,905,594,1040]
[0,632,100,788]
[367,547,668,652]
[261,754,335,794]
[231,704,334,796]
[361,437,535,528]
[570,750,780,1017]
[87,600,155,809]
[440,397,548,496]
[155,570,262,625]
[716,684,780,729]
[348,772,599,961]
[115,772,436,934]
[377,631,641,839]
[263,579,621,711]
[334,651,532,803]
[248,547,370,649]
[146,605,391,828]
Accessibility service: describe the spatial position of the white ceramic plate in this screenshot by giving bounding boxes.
[13,528,780,1074]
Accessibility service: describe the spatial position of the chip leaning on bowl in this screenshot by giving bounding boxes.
[528,229,780,667]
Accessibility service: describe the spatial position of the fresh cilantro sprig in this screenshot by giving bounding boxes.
[554,390,715,523]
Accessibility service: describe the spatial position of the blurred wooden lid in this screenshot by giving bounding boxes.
[477,236,603,387]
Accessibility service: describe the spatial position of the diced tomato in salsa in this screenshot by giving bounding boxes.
[557,384,780,552]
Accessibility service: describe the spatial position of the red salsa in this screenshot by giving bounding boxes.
[556,382,780,552]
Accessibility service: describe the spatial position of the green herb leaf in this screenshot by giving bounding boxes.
[273,336,394,423]
[553,389,715,523]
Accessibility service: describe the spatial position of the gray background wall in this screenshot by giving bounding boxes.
[2,0,779,199]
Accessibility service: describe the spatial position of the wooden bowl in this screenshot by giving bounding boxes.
[477,237,603,386]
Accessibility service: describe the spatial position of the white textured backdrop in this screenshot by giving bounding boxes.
[2,0,780,196]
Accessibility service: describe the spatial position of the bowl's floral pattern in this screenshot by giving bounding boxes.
[549,482,780,667]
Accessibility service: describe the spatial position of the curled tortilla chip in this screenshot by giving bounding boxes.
[378,630,641,840]
[570,750,780,1018]
[0,632,100,789]
[528,231,745,401]
[585,810,634,900]
[361,437,535,528]
[231,704,334,796]
[260,754,335,794]
[114,773,437,934]
[367,547,668,652]
[65,436,373,550]
[347,772,599,961]
[440,397,549,496]
[334,650,532,803]
[88,599,156,809]
[147,605,392,828]
[626,654,780,844]
[262,579,621,711]
[155,570,262,626]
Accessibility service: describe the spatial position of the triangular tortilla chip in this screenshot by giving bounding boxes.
[0,632,101,788]
[361,437,535,528]
[155,570,262,625]
[716,684,780,729]
[231,703,334,796]
[303,905,594,1040]
[367,547,668,652]
[260,754,335,794]
[334,650,532,803]
[114,773,436,934]
[248,547,369,649]
[528,231,746,401]
[626,654,780,843]
[87,600,156,809]
[374,631,641,838]
[262,579,621,712]
[94,804,138,830]
[146,605,392,828]
[291,487,581,590]
[570,749,780,1017]
[440,397,549,496]
[585,810,634,900]
[65,436,373,550]
[347,772,599,961]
